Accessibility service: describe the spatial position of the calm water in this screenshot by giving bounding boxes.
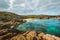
[15,19,60,36]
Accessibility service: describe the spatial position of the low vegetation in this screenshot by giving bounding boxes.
[0,11,60,20]
[0,11,26,27]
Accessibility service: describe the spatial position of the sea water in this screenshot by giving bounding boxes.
[15,19,60,37]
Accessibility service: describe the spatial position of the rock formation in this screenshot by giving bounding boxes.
[0,27,60,40]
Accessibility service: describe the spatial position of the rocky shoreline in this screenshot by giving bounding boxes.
[0,26,60,40]
[0,19,60,40]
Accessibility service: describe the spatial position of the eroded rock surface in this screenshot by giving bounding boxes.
[0,28,60,40]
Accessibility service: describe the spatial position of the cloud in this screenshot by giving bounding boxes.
[0,0,9,10]
[8,0,15,10]
[0,0,60,15]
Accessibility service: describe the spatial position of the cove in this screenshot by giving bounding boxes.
[14,19,60,37]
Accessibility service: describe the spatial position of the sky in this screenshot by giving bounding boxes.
[0,0,60,15]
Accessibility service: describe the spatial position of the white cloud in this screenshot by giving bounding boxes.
[20,3,26,7]
[8,0,60,15]
[0,0,60,15]
[8,0,15,10]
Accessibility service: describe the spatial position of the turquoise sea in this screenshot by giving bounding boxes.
[15,19,60,37]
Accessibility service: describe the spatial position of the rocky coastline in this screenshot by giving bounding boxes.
[0,27,60,40]
[0,12,60,40]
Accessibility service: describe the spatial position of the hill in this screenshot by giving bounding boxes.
[0,12,26,27]
[22,15,60,19]
[0,12,21,21]
[0,11,60,20]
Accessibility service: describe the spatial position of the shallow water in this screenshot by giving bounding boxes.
[15,19,60,36]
